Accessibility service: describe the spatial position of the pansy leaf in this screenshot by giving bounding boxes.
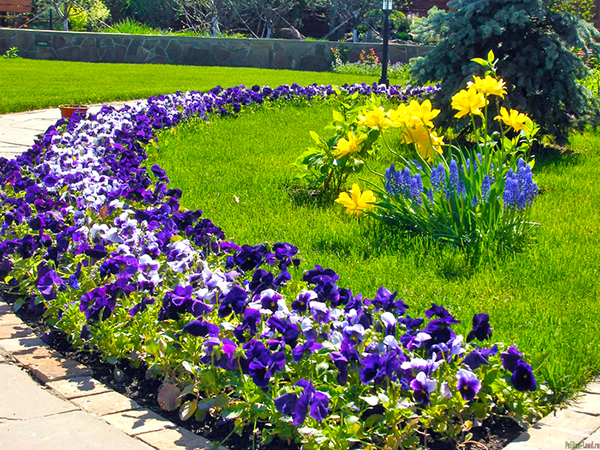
[194,407,207,422]
[364,414,384,428]
[179,399,197,421]
[158,383,181,411]
[197,398,215,411]
[360,395,380,406]
[178,384,196,399]
[213,393,230,409]
[181,361,195,374]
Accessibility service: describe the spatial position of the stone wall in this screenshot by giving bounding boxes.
[0,28,431,71]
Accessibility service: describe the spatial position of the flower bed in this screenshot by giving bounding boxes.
[0,82,545,449]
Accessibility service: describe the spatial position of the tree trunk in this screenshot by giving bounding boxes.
[63,4,69,31]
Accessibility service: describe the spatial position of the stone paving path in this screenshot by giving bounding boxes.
[1,104,600,450]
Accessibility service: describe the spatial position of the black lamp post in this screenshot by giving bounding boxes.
[379,0,393,87]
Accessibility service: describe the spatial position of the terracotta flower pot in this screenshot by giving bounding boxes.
[58,104,89,119]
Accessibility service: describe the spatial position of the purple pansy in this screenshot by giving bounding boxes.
[410,371,437,405]
[274,379,330,425]
[456,369,481,401]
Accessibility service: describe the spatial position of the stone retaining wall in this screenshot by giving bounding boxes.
[0,28,431,71]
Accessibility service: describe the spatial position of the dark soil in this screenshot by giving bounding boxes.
[9,298,524,450]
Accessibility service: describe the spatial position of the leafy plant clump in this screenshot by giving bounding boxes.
[331,47,410,80]
[0,83,548,449]
[410,0,600,143]
[306,53,540,252]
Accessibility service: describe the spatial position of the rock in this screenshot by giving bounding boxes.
[278,28,304,40]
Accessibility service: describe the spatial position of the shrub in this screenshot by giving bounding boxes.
[410,0,600,143]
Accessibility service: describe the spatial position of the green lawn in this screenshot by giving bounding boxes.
[152,103,600,403]
[0,58,393,114]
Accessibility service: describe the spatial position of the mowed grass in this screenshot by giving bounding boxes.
[0,58,396,114]
[152,102,600,402]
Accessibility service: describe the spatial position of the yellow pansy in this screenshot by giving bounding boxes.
[451,86,488,118]
[469,75,507,98]
[494,107,531,132]
[358,107,390,130]
[335,184,377,217]
[333,131,366,158]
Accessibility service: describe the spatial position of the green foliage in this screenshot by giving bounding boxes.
[127,0,179,29]
[295,91,381,199]
[2,47,18,59]
[550,0,596,22]
[330,47,411,80]
[411,0,600,143]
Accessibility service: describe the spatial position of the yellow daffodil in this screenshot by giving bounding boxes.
[358,107,390,130]
[406,99,440,128]
[388,104,411,128]
[469,75,507,98]
[335,184,377,217]
[333,131,366,158]
[388,100,440,129]
[494,107,531,132]
[403,124,444,160]
[416,130,444,160]
[451,86,488,118]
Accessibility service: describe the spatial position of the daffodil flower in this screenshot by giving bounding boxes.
[358,107,390,130]
[494,107,530,132]
[407,99,440,128]
[451,86,488,118]
[469,75,507,98]
[333,131,366,158]
[335,184,376,217]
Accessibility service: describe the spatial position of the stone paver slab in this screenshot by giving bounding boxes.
[29,354,93,383]
[0,127,39,146]
[585,381,600,395]
[0,410,154,450]
[538,408,600,437]
[0,364,76,422]
[103,408,174,436]
[0,308,23,327]
[570,392,600,416]
[47,376,111,399]
[0,336,46,354]
[507,422,586,450]
[71,390,141,416]
[0,323,34,340]
[138,426,226,450]
[581,426,600,447]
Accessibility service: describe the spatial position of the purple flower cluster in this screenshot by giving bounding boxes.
[504,159,539,211]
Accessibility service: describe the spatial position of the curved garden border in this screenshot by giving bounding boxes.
[0,81,544,449]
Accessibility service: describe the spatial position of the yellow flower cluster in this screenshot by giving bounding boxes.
[358,99,444,160]
[452,73,531,132]
[335,184,376,217]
